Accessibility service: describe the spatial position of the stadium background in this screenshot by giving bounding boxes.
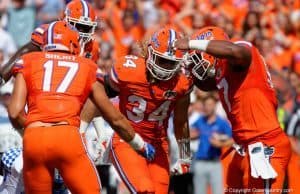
[0,0,299,194]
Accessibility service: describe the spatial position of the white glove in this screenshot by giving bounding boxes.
[170,158,191,175]
[86,137,107,164]
[248,142,277,179]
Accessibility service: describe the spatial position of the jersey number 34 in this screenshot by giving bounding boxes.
[126,95,171,127]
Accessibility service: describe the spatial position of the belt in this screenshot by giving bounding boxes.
[26,121,69,128]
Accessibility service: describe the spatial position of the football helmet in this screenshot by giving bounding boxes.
[43,21,80,55]
[188,26,229,80]
[147,28,184,81]
[64,0,97,44]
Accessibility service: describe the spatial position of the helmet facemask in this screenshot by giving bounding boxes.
[66,16,97,44]
[146,46,181,81]
[188,52,217,81]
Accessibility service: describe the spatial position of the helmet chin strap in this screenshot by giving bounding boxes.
[79,38,86,56]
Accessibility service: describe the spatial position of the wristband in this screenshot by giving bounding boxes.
[188,40,210,51]
[129,133,145,150]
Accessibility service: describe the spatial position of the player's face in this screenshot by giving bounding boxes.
[69,21,94,34]
[155,56,180,71]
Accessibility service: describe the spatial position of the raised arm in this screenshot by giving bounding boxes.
[175,38,252,69]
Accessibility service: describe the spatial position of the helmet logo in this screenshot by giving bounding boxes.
[54,34,62,40]
[151,32,160,48]
[65,8,71,16]
[196,31,212,40]
[80,16,91,22]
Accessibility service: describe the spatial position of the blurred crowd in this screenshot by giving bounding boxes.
[0,0,300,194]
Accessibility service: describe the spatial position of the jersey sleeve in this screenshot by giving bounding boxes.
[11,55,30,78]
[96,68,105,84]
[31,24,49,48]
[109,63,121,87]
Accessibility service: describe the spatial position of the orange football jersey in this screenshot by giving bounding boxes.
[12,51,98,127]
[110,55,193,141]
[215,41,280,144]
[31,26,99,63]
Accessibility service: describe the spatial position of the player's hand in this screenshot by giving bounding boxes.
[129,133,156,161]
[138,142,156,161]
[173,37,190,50]
[170,158,191,175]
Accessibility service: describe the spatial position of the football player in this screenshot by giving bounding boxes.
[0,0,99,82]
[7,21,155,194]
[103,28,193,194]
[0,0,108,162]
[174,26,291,194]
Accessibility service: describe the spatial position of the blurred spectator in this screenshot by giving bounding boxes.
[284,98,300,194]
[290,11,300,74]
[36,0,65,26]
[0,17,17,64]
[108,0,143,58]
[190,94,233,194]
[242,11,262,43]
[4,0,35,47]
[98,41,114,74]
[0,81,22,154]
[174,7,206,36]
[141,0,160,29]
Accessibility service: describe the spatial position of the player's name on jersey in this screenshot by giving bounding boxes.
[45,53,76,61]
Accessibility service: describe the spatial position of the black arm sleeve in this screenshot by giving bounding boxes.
[104,74,119,98]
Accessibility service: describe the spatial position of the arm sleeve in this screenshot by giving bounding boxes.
[96,67,119,98]
[11,56,29,78]
[109,64,120,86]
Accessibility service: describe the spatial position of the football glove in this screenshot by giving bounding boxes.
[170,158,191,175]
[129,133,156,161]
[138,142,156,161]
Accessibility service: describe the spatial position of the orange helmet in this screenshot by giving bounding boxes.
[188,26,229,80]
[64,0,97,44]
[147,28,184,81]
[43,21,80,55]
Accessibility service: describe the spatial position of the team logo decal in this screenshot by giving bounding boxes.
[151,32,160,48]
